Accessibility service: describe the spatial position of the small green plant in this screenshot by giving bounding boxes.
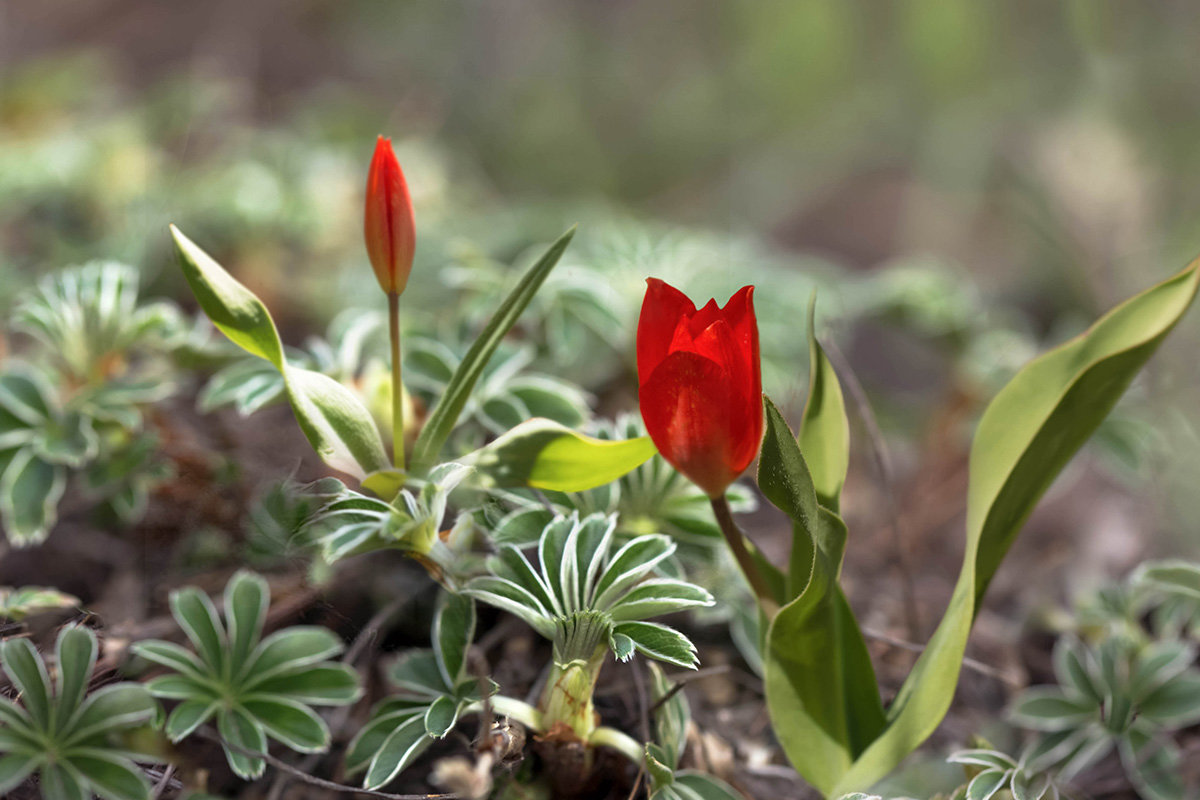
[1010,636,1200,800]
[466,512,711,742]
[946,748,1061,800]
[131,570,361,779]
[0,585,79,620]
[0,625,161,800]
[345,592,493,789]
[0,262,180,544]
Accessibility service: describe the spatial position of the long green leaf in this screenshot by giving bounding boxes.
[830,258,1200,795]
[469,417,656,492]
[410,228,575,470]
[799,295,850,513]
[172,226,388,478]
[759,398,885,795]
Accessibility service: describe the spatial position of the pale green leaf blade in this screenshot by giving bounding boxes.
[411,227,575,470]
[469,417,656,492]
[799,295,850,512]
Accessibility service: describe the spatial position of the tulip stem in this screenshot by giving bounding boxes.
[710,494,778,616]
[388,291,405,471]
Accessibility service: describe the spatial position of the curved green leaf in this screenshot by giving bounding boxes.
[171,226,387,478]
[799,295,850,512]
[830,258,1200,795]
[469,417,656,492]
[411,227,575,471]
[0,637,52,729]
[363,714,432,790]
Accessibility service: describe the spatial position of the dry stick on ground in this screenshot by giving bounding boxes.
[195,727,458,800]
[623,660,651,800]
[858,627,1020,689]
[645,665,733,715]
[266,592,418,800]
[823,337,921,641]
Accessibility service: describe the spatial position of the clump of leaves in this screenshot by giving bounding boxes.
[0,585,79,620]
[0,625,161,800]
[131,570,361,779]
[947,748,1061,800]
[1011,636,1200,800]
[0,262,180,544]
[345,592,493,790]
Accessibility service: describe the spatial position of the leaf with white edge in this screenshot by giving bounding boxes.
[609,580,715,621]
[593,535,676,610]
[0,370,52,428]
[242,627,344,684]
[1121,725,1183,800]
[610,632,635,662]
[67,749,151,800]
[967,770,1009,800]
[169,587,227,675]
[344,702,428,775]
[1134,560,1200,600]
[1011,770,1052,800]
[145,675,203,700]
[947,749,1018,771]
[0,753,40,794]
[829,259,1200,797]
[0,449,66,546]
[248,664,362,705]
[469,418,656,492]
[411,227,575,471]
[799,295,850,512]
[1130,640,1195,699]
[54,626,98,725]
[363,714,433,790]
[40,763,89,800]
[1137,673,1200,725]
[490,546,557,615]
[171,226,387,478]
[463,577,556,639]
[165,699,217,742]
[649,663,690,768]
[423,694,460,738]
[0,585,79,620]
[242,695,330,752]
[433,592,475,690]
[0,637,52,729]
[1010,688,1096,730]
[225,570,269,670]
[129,641,208,682]
[65,685,159,744]
[217,706,268,779]
[1053,638,1103,705]
[613,621,698,669]
[388,650,451,697]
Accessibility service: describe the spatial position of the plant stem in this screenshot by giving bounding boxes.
[465,695,544,731]
[710,494,778,616]
[589,726,644,765]
[388,291,405,471]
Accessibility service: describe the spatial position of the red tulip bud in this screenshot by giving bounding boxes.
[637,278,763,497]
[364,136,416,295]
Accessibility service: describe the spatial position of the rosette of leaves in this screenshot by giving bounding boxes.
[131,570,361,779]
[308,462,472,565]
[465,512,713,745]
[644,664,746,800]
[1132,560,1200,641]
[1011,636,1200,800]
[0,263,179,544]
[345,592,493,790]
[0,625,161,799]
[13,261,182,387]
[946,748,1061,800]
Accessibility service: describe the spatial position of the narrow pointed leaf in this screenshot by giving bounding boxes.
[799,295,850,512]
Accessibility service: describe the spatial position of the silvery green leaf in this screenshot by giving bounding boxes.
[433,592,475,689]
[1009,688,1095,731]
[593,534,676,610]
[609,579,715,621]
[614,621,699,669]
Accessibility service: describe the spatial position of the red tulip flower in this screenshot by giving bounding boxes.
[637,278,763,498]
[364,136,416,296]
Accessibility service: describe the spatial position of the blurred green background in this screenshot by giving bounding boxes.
[3,0,1200,556]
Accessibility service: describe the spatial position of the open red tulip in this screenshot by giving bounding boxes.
[637,278,763,497]
[364,136,416,295]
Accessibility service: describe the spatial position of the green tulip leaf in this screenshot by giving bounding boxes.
[799,294,850,513]
[171,226,388,478]
[759,397,885,795]
[467,417,656,492]
[410,227,575,471]
[827,258,1200,795]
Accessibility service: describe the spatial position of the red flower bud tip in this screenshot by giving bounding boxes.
[637,278,763,498]
[364,135,416,295]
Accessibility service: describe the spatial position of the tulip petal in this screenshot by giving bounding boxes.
[638,279,696,380]
[640,351,741,497]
